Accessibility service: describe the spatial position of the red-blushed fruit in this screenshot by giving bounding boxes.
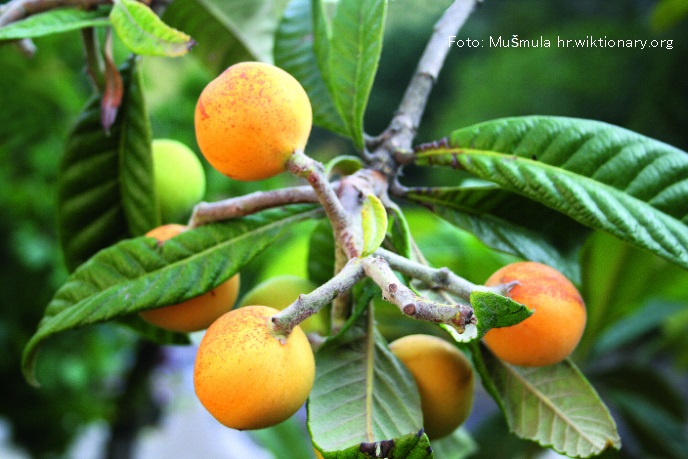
[389,334,475,439]
[194,61,312,181]
[483,261,586,367]
[138,224,240,332]
[193,306,315,430]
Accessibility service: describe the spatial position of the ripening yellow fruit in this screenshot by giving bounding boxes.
[483,261,587,367]
[194,306,315,430]
[138,224,240,332]
[194,61,312,181]
[389,334,475,440]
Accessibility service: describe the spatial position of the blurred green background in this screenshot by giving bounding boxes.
[1,0,686,457]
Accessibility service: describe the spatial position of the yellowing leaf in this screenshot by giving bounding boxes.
[360,194,387,257]
[110,0,195,57]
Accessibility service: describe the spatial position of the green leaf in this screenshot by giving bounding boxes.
[0,8,110,40]
[593,363,687,422]
[312,0,333,84]
[325,155,364,178]
[579,230,688,357]
[438,291,532,344]
[22,205,320,386]
[414,116,688,270]
[274,0,348,136]
[360,195,387,257]
[470,291,532,339]
[429,428,478,459]
[478,346,621,458]
[110,0,194,57]
[58,56,158,272]
[405,187,583,282]
[589,300,685,359]
[320,431,432,459]
[322,0,387,149]
[610,391,688,459]
[386,205,412,260]
[309,285,424,454]
[162,0,288,74]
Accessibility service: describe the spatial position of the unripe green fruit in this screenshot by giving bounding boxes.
[239,275,325,333]
[152,139,206,223]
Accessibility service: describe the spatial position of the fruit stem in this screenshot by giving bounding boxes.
[187,186,319,227]
[362,255,475,333]
[286,150,361,259]
[270,258,366,339]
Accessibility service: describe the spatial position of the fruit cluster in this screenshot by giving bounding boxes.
[138,61,587,443]
[140,224,317,430]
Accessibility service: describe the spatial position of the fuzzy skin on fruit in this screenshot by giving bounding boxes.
[152,139,206,223]
[138,224,240,332]
[238,275,325,333]
[194,62,312,181]
[389,334,474,440]
[483,261,586,367]
[193,306,315,430]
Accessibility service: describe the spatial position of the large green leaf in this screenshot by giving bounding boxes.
[274,0,348,136]
[476,346,621,458]
[405,187,584,282]
[110,0,194,57]
[23,205,320,386]
[317,0,387,149]
[0,8,110,40]
[162,0,288,74]
[413,116,688,270]
[579,231,688,357]
[58,56,158,273]
[309,285,424,454]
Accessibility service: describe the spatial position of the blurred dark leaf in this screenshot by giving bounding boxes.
[162,0,288,74]
[58,55,158,272]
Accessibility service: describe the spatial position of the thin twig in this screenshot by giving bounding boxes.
[376,247,503,301]
[368,0,478,171]
[363,255,475,333]
[286,150,360,259]
[270,258,366,339]
[188,185,318,227]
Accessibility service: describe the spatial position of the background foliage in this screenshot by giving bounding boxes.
[0,0,686,458]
